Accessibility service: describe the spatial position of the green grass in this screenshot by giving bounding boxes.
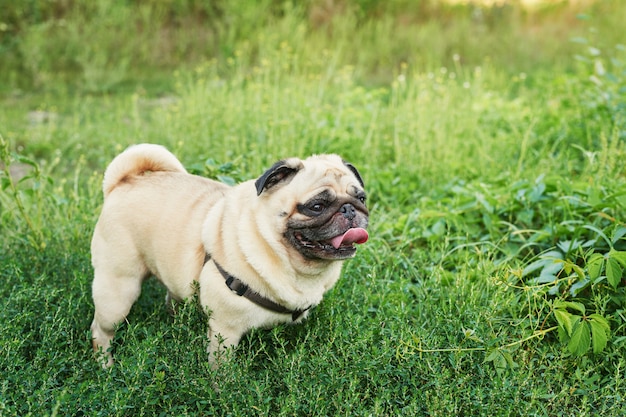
[2,0,626,415]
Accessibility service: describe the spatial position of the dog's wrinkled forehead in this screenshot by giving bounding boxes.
[255,154,364,197]
[301,154,364,191]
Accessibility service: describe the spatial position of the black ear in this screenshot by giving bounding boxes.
[255,160,300,195]
[344,162,364,188]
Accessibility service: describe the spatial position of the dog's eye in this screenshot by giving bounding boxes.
[297,201,328,216]
[357,193,367,204]
[309,203,326,213]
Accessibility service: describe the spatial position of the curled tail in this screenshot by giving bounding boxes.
[102,144,187,197]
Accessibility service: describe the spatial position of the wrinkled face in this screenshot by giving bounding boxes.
[255,155,369,261]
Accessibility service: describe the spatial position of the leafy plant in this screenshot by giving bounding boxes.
[517,184,626,356]
[185,157,247,186]
[0,135,49,249]
[553,300,611,356]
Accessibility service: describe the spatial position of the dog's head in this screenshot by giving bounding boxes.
[255,155,369,261]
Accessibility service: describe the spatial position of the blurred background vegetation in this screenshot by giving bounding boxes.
[1,0,624,94]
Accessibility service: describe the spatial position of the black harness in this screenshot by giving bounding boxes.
[204,254,309,321]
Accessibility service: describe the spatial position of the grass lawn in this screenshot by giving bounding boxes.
[1,1,626,415]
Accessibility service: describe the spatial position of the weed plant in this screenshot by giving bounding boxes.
[1,1,626,415]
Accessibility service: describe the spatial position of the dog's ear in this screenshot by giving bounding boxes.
[344,161,364,188]
[255,159,302,195]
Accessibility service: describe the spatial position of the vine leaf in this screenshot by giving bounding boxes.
[553,300,585,315]
[484,348,518,376]
[554,309,578,337]
[610,250,626,268]
[589,314,610,354]
[606,257,622,289]
[568,321,591,356]
[587,253,605,282]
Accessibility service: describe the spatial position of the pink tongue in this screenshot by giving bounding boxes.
[330,228,369,249]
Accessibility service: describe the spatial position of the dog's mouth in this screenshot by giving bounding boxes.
[290,228,369,260]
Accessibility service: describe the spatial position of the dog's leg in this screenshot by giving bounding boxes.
[90,266,145,368]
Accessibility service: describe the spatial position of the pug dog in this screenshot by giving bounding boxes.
[90,144,369,367]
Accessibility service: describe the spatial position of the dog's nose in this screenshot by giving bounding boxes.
[340,203,356,220]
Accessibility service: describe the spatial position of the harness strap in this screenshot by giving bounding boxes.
[204,253,309,321]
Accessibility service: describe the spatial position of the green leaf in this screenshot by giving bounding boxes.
[568,321,591,356]
[583,224,612,247]
[606,257,623,289]
[484,349,503,364]
[571,264,586,281]
[588,315,610,354]
[612,227,626,245]
[554,308,577,337]
[553,300,586,315]
[570,278,590,297]
[217,175,236,186]
[1,175,11,190]
[588,314,610,332]
[557,325,569,344]
[502,350,518,370]
[587,253,605,281]
[484,348,516,376]
[14,153,39,169]
[609,250,626,269]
